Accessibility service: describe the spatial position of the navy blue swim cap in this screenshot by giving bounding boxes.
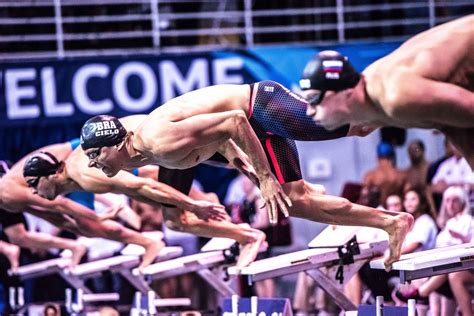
[300,50,360,104]
[377,142,395,159]
[80,115,127,150]
[23,152,61,177]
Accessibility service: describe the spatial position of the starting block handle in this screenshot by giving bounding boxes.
[8,287,25,311]
[376,296,383,316]
[131,291,157,315]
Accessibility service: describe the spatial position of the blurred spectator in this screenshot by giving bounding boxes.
[403,140,429,192]
[431,141,474,195]
[448,268,474,316]
[395,186,473,313]
[401,188,438,253]
[357,185,382,208]
[426,138,454,184]
[99,306,119,316]
[43,303,59,316]
[352,188,437,305]
[384,194,403,212]
[363,142,405,203]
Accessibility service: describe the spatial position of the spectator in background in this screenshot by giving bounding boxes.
[426,137,455,185]
[403,139,429,192]
[353,188,438,306]
[43,304,59,316]
[401,188,438,253]
[395,186,473,313]
[448,267,474,316]
[99,306,119,316]
[431,141,474,196]
[363,142,405,203]
[384,194,403,213]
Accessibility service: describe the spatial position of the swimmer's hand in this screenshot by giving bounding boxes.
[188,200,228,222]
[259,174,292,225]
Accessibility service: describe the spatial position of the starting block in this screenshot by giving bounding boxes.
[8,256,72,313]
[228,226,388,311]
[129,237,244,314]
[370,242,474,283]
[63,243,183,315]
[9,257,71,281]
[63,245,183,294]
[135,237,240,296]
[65,288,120,315]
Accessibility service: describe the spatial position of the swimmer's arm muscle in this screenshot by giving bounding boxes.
[26,193,103,221]
[385,74,474,127]
[110,172,198,209]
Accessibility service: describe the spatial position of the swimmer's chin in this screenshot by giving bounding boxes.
[314,120,340,131]
[309,116,336,130]
[102,167,118,178]
[39,193,55,201]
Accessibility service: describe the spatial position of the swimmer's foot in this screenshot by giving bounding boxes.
[235,229,266,271]
[137,239,165,272]
[4,244,20,273]
[70,243,88,270]
[384,212,414,271]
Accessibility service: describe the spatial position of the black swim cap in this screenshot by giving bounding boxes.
[23,152,61,177]
[80,115,127,150]
[300,50,360,104]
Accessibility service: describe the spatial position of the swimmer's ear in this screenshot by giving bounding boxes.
[56,161,66,175]
[117,131,134,150]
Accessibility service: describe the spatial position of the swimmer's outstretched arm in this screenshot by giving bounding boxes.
[24,190,106,221]
[166,109,291,223]
[106,171,228,221]
[25,209,81,235]
[385,74,474,128]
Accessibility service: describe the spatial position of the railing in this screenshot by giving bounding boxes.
[0,0,472,60]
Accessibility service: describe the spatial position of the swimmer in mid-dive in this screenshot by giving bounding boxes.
[80,79,412,269]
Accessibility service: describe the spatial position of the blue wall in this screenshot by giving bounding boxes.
[0,42,402,162]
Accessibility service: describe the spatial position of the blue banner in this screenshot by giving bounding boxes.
[0,42,401,161]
